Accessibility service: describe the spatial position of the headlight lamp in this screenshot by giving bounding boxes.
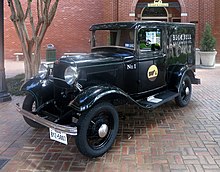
[38,63,48,79]
[64,66,78,85]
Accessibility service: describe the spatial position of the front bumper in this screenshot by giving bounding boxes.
[16,104,77,136]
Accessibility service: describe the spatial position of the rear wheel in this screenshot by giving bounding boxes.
[76,102,119,157]
[175,75,192,107]
[22,94,44,128]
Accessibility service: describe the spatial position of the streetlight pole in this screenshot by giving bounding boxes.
[0,0,11,102]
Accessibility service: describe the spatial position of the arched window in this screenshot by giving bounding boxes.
[141,7,168,21]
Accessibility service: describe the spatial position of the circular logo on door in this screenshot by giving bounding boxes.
[147,65,158,81]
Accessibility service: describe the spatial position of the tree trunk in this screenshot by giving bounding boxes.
[22,41,42,81]
[24,57,32,81]
[33,43,41,76]
[21,43,33,81]
[8,0,60,81]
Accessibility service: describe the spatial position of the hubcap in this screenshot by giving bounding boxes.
[185,87,190,95]
[98,124,109,138]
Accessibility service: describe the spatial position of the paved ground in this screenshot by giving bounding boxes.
[1,62,220,171]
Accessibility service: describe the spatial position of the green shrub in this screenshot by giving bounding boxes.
[6,74,25,96]
[200,23,216,51]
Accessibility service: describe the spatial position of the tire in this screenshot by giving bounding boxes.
[175,75,192,107]
[75,102,119,158]
[22,94,44,128]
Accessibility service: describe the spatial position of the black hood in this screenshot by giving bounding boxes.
[59,50,133,68]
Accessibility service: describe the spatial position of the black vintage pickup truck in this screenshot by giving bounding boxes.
[17,21,200,157]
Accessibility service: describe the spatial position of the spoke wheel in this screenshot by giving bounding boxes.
[76,102,119,158]
[175,75,192,107]
[22,93,44,128]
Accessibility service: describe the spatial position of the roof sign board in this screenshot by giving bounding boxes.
[148,0,169,7]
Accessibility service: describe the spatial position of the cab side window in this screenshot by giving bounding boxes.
[138,28,162,52]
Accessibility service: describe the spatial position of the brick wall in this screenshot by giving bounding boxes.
[214,0,220,62]
[4,0,220,61]
[118,0,134,21]
[4,0,105,59]
[102,0,113,22]
[182,0,199,47]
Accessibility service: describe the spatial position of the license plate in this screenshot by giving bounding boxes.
[49,128,68,145]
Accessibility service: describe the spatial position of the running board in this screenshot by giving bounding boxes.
[137,90,179,109]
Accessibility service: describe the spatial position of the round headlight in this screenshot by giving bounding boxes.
[64,66,78,85]
[38,63,48,79]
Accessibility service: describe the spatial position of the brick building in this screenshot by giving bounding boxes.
[4,0,220,61]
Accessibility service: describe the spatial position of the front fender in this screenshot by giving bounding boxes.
[21,77,54,103]
[69,85,131,112]
[21,77,42,95]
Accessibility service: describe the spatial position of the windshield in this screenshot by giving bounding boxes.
[92,29,135,49]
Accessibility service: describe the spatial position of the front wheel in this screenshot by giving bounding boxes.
[75,102,119,158]
[175,75,192,107]
[22,93,44,128]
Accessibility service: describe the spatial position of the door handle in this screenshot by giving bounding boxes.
[162,53,167,58]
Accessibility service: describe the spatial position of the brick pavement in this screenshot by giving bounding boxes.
[1,67,220,171]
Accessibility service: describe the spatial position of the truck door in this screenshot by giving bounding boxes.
[123,56,138,94]
[137,27,167,93]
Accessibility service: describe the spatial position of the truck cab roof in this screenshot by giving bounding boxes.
[90,21,195,31]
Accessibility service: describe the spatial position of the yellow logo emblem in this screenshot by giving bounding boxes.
[147,65,158,81]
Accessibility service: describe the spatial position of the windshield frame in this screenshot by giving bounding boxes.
[91,29,138,52]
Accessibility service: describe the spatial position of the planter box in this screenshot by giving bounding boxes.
[199,51,217,68]
[195,48,201,66]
